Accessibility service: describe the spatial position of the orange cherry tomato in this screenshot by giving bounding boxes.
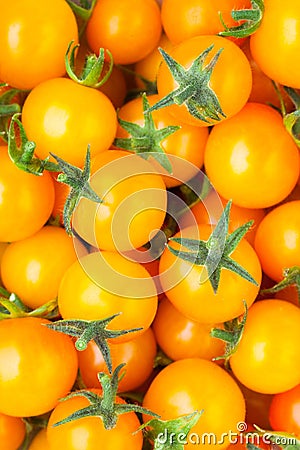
[86,0,162,65]
[161,0,251,45]
[254,201,300,282]
[250,0,300,89]
[0,317,78,417]
[78,328,157,392]
[152,296,225,361]
[269,383,300,437]
[58,252,158,342]
[0,146,55,243]
[230,299,300,394]
[1,225,77,309]
[156,35,252,127]
[21,78,117,168]
[0,0,78,90]
[47,390,143,450]
[204,103,300,209]
[0,412,26,450]
[159,225,262,324]
[143,358,246,449]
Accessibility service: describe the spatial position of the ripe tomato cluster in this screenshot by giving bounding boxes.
[0,0,300,449]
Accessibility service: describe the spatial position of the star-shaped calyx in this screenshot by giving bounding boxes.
[167,200,258,293]
[50,146,102,235]
[145,45,226,124]
[45,313,142,374]
[113,93,180,173]
[52,364,159,430]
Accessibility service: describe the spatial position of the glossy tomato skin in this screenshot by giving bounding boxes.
[22,78,117,168]
[58,252,158,342]
[152,296,225,361]
[0,412,26,450]
[77,328,157,392]
[161,0,251,45]
[254,201,300,282]
[86,0,162,65]
[230,299,300,394]
[0,317,78,417]
[179,193,265,246]
[115,94,209,188]
[241,38,294,111]
[73,150,167,252]
[156,35,252,127]
[1,226,77,309]
[47,390,143,450]
[250,0,300,88]
[159,225,262,324]
[143,358,246,449]
[204,103,300,209]
[269,383,300,436]
[0,0,78,90]
[134,34,173,89]
[0,147,55,243]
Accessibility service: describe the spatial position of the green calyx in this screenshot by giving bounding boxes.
[167,200,258,293]
[279,86,300,148]
[0,85,25,143]
[0,287,58,320]
[53,364,159,430]
[65,0,97,22]
[141,410,203,450]
[113,93,178,173]
[219,0,264,39]
[0,86,21,117]
[50,146,102,235]
[44,313,142,374]
[65,40,114,88]
[8,114,60,175]
[145,45,226,124]
[261,266,300,305]
[211,301,248,367]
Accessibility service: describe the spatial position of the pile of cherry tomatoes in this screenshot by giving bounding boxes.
[0,0,300,449]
